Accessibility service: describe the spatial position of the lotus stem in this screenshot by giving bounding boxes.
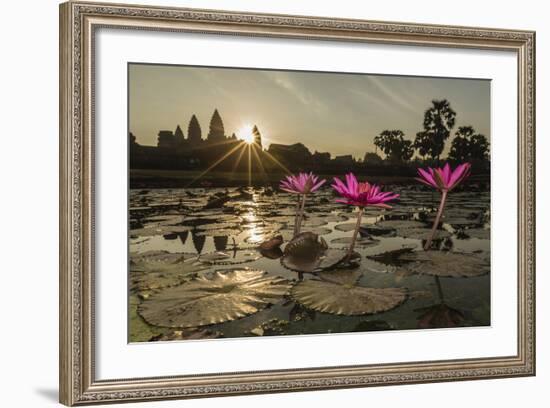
[295,194,307,235]
[293,195,301,236]
[424,190,448,251]
[347,207,364,259]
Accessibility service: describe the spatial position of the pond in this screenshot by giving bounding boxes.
[129,185,490,342]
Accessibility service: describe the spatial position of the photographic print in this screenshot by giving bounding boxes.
[128,63,491,343]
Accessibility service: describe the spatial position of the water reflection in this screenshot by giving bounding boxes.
[129,186,490,339]
[415,276,466,329]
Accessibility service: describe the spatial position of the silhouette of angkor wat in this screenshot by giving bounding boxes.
[130,109,370,175]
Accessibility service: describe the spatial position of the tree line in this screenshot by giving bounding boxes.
[372,99,490,166]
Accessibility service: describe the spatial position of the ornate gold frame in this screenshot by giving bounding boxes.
[59,1,536,405]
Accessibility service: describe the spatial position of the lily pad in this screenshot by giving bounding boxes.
[334,223,361,232]
[130,225,192,237]
[195,228,240,237]
[130,251,206,292]
[397,227,451,240]
[330,237,380,248]
[361,224,396,236]
[291,269,407,315]
[320,214,349,223]
[143,215,184,224]
[150,329,223,341]
[377,220,427,230]
[461,228,491,240]
[129,295,164,342]
[196,222,240,231]
[199,250,260,265]
[138,269,292,328]
[281,248,356,273]
[398,251,490,278]
[376,220,450,240]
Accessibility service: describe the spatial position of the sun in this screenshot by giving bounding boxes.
[237,124,255,145]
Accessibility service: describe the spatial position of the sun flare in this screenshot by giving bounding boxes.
[237,124,255,145]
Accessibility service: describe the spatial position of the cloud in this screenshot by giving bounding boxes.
[267,72,328,115]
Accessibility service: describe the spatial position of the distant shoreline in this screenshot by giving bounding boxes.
[129,168,490,189]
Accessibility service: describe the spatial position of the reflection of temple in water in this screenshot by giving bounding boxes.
[214,235,228,251]
[177,231,189,246]
[191,230,206,254]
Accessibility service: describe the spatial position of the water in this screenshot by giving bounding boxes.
[129,186,491,342]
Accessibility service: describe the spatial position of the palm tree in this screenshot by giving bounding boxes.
[373,130,414,163]
[415,99,456,163]
[448,125,490,162]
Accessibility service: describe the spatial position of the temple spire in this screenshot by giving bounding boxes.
[187,114,202,144]
[207,109,225,142]
[252,125,262,149]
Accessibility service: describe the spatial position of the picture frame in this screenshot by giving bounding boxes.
[59,1,536,405]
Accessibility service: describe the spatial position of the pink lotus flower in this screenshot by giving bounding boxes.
[416,163,471,192]
[332,173,399,209]
[332,173,399,259]
[415,162,471,250]
[279,172,326,236]
[280,172,326,195]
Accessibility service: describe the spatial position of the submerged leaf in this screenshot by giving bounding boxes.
[138,269,292,328]
[399,251,490,278]
[291,269,407,316]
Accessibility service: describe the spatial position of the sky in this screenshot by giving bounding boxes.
[129,63,490,159]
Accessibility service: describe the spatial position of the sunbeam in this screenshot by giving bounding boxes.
[251,143,268,181]
[231,143,248,174]
[261,149,292,175]
[247,144,252,186]
[186,142,245,187]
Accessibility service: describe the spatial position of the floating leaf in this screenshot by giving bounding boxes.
[461,228,491,240]
[334,223,361,232]
[360,258,393,274]
[352,320,392,332]
[150,329,223,341]
[303,227,332,236]
[366,246,417,266]
[376,220,450,240]
[291,269,407,315]
[195,228,240,237]
[320,214,349,223]
[399,251,490,278]
[143,215,184,224]
[259,235,283,251]
[130,225,192,237]
[196,222,240,231]
[361,224,396,236]
[130,251,206,292]
[397,227,451,240]
[129,295,165,342]
[415,303,465,328]
[330,237,380,248]
[281,248,355,273]
[377,220,426,230]
[199,250,260,265]
[283,232,327,256]
[138,269,292,328]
